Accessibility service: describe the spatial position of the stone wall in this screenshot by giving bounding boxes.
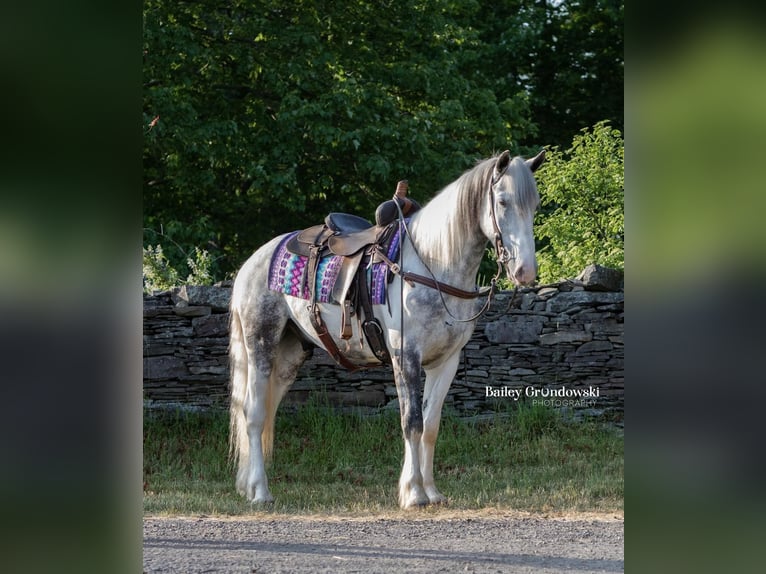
[143,267,623,419]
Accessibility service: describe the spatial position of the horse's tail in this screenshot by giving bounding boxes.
[228,307,250,489]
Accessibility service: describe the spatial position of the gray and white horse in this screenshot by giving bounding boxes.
[229,149,545,508]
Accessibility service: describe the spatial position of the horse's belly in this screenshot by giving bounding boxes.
[283,297,383,365]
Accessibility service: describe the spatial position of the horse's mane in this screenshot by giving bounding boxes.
[409,153,539,271]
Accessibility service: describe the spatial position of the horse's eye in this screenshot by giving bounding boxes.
[497,197,507,208]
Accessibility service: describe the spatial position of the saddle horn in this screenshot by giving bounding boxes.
[375,179,420,226]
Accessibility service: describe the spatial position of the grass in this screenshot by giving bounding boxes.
[143,397,623,516]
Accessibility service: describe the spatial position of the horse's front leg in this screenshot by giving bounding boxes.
[395,349,429,509]
[420,352,461,505]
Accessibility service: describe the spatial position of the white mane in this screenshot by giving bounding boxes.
[408,154,539,274]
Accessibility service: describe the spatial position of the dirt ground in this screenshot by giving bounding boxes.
[143,510,624,573]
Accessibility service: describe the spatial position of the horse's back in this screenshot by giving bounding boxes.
[231,233,291,317]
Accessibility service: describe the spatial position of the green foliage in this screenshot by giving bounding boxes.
[463,0,624,150]
[143,243,215,293]
[522,0,624,151]
[142,244,179,292]
[535,122,624,283]
[143,1,624,279]
[143,216,228,282]
[186,246,214,286]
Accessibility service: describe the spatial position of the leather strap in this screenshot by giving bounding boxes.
[373,245,491,300]
[306,238,380,372]
[308,307,367,372]
[357,258,392,364]
[488,171,513,274]
[400,271,491,299]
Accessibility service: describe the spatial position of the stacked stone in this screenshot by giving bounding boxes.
[454,265,624,419]
[142,265,623,420]
[143,285,232,409]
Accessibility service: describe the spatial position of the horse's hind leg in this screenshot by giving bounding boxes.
[261,327,312,464]
[239,320,310,503]
[240,330,279,503]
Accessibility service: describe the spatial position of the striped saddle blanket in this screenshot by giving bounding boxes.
[267,227,403,305]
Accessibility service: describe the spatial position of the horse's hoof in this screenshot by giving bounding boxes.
[428,494,448,506]
[247,489,274,505]
[400,491,430,509]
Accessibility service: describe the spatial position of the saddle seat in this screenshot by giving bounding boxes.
[286,212,388,258]
[326,212,372,233]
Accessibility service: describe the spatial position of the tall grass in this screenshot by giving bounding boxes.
[144,397,623,516]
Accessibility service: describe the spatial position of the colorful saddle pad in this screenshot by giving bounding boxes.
[268,228,404,305]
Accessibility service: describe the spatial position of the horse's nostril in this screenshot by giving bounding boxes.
[514,264,536,285]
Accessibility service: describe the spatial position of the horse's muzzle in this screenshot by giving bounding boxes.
[509,261,537,286]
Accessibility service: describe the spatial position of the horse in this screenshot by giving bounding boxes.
[228,149,545,508]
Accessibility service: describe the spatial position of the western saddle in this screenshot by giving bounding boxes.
[284,182,420,372]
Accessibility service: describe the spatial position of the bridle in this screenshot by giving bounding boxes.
[381,168,517,324]
[488,169,516,284]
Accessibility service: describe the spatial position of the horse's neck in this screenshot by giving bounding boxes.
[406,185,488,289]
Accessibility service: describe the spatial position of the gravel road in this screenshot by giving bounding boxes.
[143,512,623,573]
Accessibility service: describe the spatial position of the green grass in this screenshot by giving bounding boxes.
[143,397,623,516]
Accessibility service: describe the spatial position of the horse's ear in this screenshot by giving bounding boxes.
[494,150,511,175]
[525,149,546,172]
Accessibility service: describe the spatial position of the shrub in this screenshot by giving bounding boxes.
[143,244,214,292]
[535,122,624,283]
[142,244,179,292]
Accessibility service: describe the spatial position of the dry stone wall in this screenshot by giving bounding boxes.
[143,266,623,419]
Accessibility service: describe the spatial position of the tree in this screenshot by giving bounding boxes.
[458,0,623,151]
[525,0,624,150]
[143,0,532,277]
[142,1,624,279]
[534,121,624,283]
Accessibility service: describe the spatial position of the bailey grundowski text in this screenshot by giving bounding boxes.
[485,385,601,401]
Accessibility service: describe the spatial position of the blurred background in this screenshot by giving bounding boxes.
[630,4,766,572]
